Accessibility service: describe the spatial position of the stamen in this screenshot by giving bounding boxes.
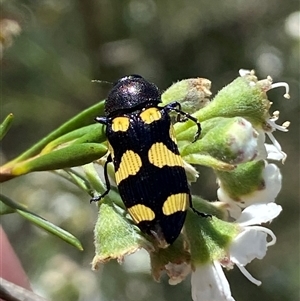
[268,119,288,132]
[249,226,277,247]
[282,121,290,129]
[236,264,262,286]
[272,110,280,119]
[270,82,290,99]
[266,132,287,163]
[266,131,281,150]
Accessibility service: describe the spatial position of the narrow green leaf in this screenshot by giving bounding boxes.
[16,210,83,250]
[0,194,83,250]
[0,200,15,214]
[82,163,107,196]
[0,194,24,211]
[71,124,106,145]
[4,101,105,167]
[82,163,124,205]
[63,168,95,196]
[41,124,106,155]
[11,143,107,176]
[0,113,14,141]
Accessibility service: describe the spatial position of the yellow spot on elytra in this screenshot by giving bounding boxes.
[162,193,189,215]
[169,124,177,143]
[148,142,183,168]
[140,107,162,124]
[128,204,155,223]
[115,150,142,184]
[112,117,130,132]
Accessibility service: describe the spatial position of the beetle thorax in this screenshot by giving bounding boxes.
[105,75,161,117]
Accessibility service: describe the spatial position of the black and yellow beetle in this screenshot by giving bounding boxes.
[92,75,205,247]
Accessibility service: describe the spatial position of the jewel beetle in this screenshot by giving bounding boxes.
[92,75,206,247]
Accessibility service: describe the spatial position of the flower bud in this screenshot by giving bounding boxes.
[180,117,258,169]
[216,160,282,218]
[92,201,152,269]
[162,78,212,113]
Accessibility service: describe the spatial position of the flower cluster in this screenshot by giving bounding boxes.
[158,69,290,301]
[92,69,290,301]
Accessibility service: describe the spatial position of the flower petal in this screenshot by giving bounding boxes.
[191,261,235,301]
[265,132,287,163]
[235,203,282,226]
[234,264,262,286]
[239,163,282,208]
[229,227,268,265]
[265,143,286,161]
[256,130,268,160]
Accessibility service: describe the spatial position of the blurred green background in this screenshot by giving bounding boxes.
[1,0,299,300]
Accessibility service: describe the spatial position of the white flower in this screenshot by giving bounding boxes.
[228,203,281,285]
[264,111,290,163]
[239,69,290,163]
[265,143,286,161]
[191,261,235,301]
[191,203,281,301]
[217,161,282,219]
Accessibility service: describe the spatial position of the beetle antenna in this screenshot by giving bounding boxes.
[91,79,113,86]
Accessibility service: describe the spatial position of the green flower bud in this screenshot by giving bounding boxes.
[216,160,282,218]
[92,201,152,268]
[215,160,265,201]
[197,76,270,126]
[179,117,258,169]
[161,78,212,113]
[184,207,239,265]
[174,72,273,137]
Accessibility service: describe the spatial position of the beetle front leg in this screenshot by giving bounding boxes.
[164,101,201,142]
[90,154,112,203]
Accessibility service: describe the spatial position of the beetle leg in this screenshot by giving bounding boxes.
[164,101,201,142]
[90,154,112,203]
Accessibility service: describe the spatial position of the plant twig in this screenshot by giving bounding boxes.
[0,278,50,301]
